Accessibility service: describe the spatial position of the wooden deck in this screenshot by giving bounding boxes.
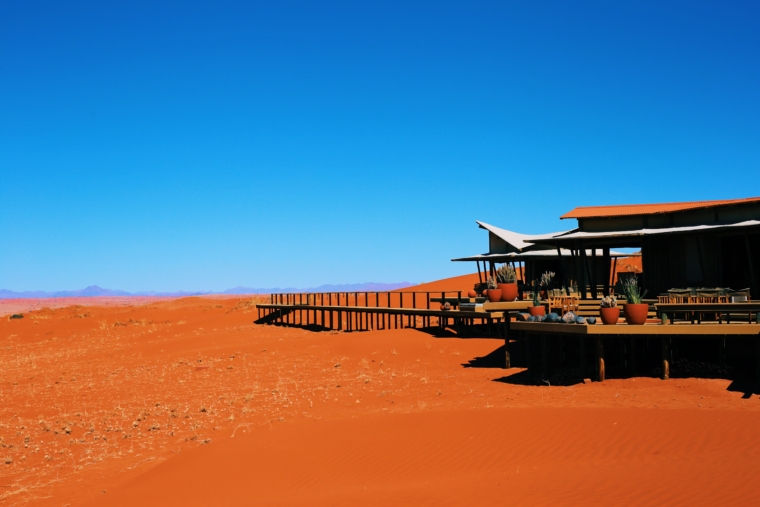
[510,321,760,384]
[511,321,760,335]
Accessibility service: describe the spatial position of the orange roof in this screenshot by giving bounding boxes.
[561,197,760,219]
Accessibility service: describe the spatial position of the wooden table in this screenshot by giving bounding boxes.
[482,301,533,311]
[510,321,760,383]
[656,303,760,324]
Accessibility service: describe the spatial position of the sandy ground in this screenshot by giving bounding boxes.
[1,280,759,506]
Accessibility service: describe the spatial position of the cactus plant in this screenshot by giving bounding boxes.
[540,271,555,287]
[600,294,617,308]
[486,276,498,290]
[495,264,517,284]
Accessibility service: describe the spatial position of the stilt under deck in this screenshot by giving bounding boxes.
[511,321,760,385]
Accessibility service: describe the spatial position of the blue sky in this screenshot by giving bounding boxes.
[1,1,758,292]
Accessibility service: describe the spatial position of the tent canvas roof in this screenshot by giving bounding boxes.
[476,221,570,252]
[530,219,760,245]
[451,249,634,262]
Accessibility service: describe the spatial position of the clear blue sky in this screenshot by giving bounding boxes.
[2,1,758,292]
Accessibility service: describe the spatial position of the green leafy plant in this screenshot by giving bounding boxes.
[621,276,647,304]
[486,276,498,290]
[531,281,541,307]
[495,264,516,284]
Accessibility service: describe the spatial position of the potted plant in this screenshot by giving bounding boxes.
[495,264,518,301]
[599,293,620,325]
[527,281,545,317]
[540,271,555,298]
[485,276,502,302]
[621,276,648,325]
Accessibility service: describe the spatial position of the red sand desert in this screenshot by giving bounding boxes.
[2,274,760,506]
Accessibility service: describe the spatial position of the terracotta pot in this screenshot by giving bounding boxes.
[467,290,477,298]
[599,307,620,325]
[486,289,502,302]
[528,305,545,317]
[623,303,648,325]
[498,283,518,302]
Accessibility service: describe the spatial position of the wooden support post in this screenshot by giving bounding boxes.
[596,336,605,382]
[719,337,726,369]
[579,336,586,377]
[630,336,636,376]
[556,247,568,294]
[590,248,598,299]
[541,334,548,381]
[661,337,670,380]
[580,247,589,300]
[602,247,611,296]
[745,233,758,301]
[526,336,533,380]
[756,339,760,387]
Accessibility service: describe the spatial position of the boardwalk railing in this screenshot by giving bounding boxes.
[257,290,506,337]
[269,291,464,310]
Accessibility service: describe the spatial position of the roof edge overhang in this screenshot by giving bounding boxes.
[451,249,633,262]
[560,196,760,220]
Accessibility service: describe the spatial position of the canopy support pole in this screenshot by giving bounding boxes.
[603,247,611,296]
[557,247,568,294]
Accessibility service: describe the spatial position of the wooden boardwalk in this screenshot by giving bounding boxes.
[256,303,507,337]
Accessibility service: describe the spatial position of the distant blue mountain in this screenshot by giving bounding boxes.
[221,282,415,294]
[0,282,416,299]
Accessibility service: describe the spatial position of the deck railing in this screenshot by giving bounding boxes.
[269,290,464,310]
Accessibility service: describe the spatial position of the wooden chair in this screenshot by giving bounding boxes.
[548,295,570,316]
[667,289,693,322]
[696,289,721,322]
[727,289,750,303]
[667,289,693,304]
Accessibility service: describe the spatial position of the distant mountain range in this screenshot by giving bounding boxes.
[0,282,416,299]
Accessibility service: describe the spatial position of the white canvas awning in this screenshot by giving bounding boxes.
[476,221,571,252]
[530,220,760,245]
[452,249,634,262]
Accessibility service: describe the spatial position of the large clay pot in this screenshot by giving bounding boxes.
[623,303,648,325]
[528,305,545,317]
[498,283,518,302]
[486,289,502,302]
[599,307,620,325]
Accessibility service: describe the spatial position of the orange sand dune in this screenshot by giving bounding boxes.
[1,296,759,506]
[87,408,760,507]
[0,294,236,318]
[401,272,482,294]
